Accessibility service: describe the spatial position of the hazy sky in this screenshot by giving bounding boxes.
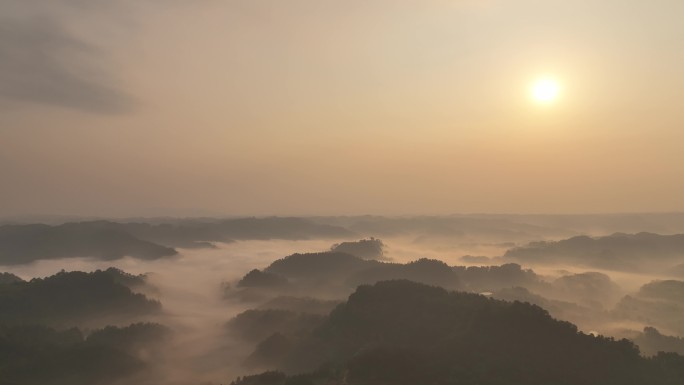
[1,0,683,217]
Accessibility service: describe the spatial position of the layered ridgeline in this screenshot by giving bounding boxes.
[631,327,684,356]
[0,268,160,326]
[228,249,618,313]
[329,238,387,260]
[231,280,684,385]
[0,322,170,385]
[0,218,354,265]
[0,268,170,385]
[614,280,684,336]
[315,213,684,241]
[226,249,684,365]
[226,251,463,301]
[5,217,684,274]
[504,232,684,274]
[0,222,177,264]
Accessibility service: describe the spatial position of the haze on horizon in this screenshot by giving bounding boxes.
[2,0,683,218]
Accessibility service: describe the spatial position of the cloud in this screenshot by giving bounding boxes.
[0,3,136,114]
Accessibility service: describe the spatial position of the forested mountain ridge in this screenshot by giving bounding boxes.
[504,232,684,272]
[0,222,177,264]
[234,280,684,385]
[0,218,355,264]
[0,269,161,326]
[0,322,170,385]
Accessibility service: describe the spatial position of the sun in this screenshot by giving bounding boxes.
[530,77,561,104]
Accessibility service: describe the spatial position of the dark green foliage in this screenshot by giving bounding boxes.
[227,309,324,343]
[260,253,461,292]
[86,322,171,356]
[493,285,559,305]
[453,263,544,292]
[453,263,546,292]
[0,272,24,284]
[246,332,294,368]
[266,252,372,283]
[0,269,160,326]
[330,238,386,260]
[258,296,341,315]
[231,252,373,302]
[231,368,340,385]
[346,346,427,385]
[99,267,148,289]
[240,280,684,385]
[347,258,461,290]
[0,323,167,385]
[646,352,684,385]
[238,269,290,288]
[231,371,287,385]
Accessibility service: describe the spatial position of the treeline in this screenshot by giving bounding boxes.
[231,280,684,385]
[0,268,160,326]
[0,268,169,385]
[0,323,170,385]
[0,218,354,264]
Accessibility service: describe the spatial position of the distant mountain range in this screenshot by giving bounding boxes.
[504,232,684,272]
[0,218,355,265]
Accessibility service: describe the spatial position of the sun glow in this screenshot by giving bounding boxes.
[531,77,561,104]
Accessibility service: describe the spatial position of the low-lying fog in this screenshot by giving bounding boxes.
[1,234,683,384]
[1,240,336,384]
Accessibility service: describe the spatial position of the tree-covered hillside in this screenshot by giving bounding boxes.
[235,280,684,385]
[0,269,161,326]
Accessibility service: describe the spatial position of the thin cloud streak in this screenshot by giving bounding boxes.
[0,2,136,114]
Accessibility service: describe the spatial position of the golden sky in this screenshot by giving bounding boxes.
[1,1,683,217]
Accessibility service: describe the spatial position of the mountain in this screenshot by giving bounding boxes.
[614,280,684,336]
[229,252,462,302]
[265,252,372,283]
[257,296,341,315]
[453,263,547,293]
[315,215,570,242]
[504,232,684,272]
[0,272,24,284]
[492,286,604,332]
[0,222,177,265]
[631,327,684,356]
[235,280,684,385]
[329,238,387,260]
[0,218,357,264]
[120,217,356,247]
[0,269,161,326]
[0,322,169,385]
[550,272,622,308]
[227,309,324,344]
[346,258,461,290]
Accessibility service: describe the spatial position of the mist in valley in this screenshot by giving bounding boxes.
[2,216,684,384]
[3,1,684,383]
